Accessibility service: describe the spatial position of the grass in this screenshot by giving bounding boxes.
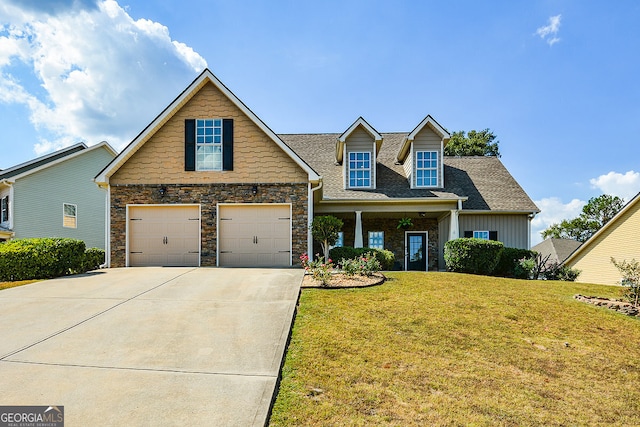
[270,272,640,426]
[0,279,40,290]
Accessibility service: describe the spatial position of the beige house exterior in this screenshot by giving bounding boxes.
[96,69,539,270]
[565,193,640,285]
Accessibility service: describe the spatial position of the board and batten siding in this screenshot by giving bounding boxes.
[567,199,640,285]
[437,213,530,270]
[12,146,114,249]
[458,214,530,249]
[344,127,376,188]
[412,126,442,188]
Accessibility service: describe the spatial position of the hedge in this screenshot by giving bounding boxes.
[0,238,101,282]
[329,246,395,271]
[444,238,504,275]
[82,247,106,272]
[492,247,537,279]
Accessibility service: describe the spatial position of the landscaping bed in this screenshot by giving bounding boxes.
[301,272,385,288]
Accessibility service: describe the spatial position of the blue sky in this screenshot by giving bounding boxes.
[1,0,639,244]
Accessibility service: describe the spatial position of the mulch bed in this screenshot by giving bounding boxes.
[301,272,386,289]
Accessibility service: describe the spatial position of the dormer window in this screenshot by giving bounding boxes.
[348,152,371,188]
[416,151,438,187]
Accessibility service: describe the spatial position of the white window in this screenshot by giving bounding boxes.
[63,203,77,228]
[416,151,438,187]
[368,231,384,249]
[348,152,371,188]
[1,196,8,223]
[196,119,223,171]
[330,232,344,249]
[473,230,489,240]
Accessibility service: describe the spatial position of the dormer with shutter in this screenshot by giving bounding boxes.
[336,117,383,190]
[396,115,450,189]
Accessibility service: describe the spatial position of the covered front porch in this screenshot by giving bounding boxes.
[314,198,464,271]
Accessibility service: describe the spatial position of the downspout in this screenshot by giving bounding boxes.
[105,185,111,267]
[308,180,323,262]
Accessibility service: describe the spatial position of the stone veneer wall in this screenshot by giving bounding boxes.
[335,217,439,270]
[110,183,308,267]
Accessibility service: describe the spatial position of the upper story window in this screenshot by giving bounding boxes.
[348,152,371,188]
[416,151,438,187]
[1,196,8,223]
[196,119,223,171]
[63,203,77,228]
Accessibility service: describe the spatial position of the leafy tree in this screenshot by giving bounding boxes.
[444,129,500,157]
[541,194,625,242]
[611,257,640,306]
[310,215,343,262]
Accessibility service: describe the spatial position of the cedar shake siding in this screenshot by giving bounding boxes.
[110,81,307,185]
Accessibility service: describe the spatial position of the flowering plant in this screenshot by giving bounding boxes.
[300,253,334,285]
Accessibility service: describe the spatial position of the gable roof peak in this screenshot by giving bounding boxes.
[336,116,383,163]
[396,114,450,163]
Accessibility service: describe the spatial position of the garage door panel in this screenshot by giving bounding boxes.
[218,205,291,267]
[128,206,200,267]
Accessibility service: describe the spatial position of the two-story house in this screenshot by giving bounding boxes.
[0,142,117,248]
[95,69,538,269]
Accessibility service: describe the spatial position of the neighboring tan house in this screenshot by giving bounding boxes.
[532,238,582,266]
[564,192,640,285]
[95,69,539,269]
[0,142,117,248]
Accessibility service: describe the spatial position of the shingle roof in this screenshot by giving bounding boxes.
[279,132,539,212]
[532,238,582,264]
[0,143,86,180]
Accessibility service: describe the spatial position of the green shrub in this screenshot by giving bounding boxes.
[542,263,580,281]
[444,238,504,275]
[83,247,105,272]
[329,246,395,270]
[492,247,537,278]
[0,238,86,281]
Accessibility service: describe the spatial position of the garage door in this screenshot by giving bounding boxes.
[218,204,291,267]
[128,205,200,267]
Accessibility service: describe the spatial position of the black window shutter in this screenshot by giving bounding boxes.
[222,119,234,171]
[489,231,498,241]
[185,119,196,171]
[463,231,473,238]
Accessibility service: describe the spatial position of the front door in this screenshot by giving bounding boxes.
[406,232,427,271]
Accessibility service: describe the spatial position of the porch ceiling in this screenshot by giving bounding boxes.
[314,199,458,216]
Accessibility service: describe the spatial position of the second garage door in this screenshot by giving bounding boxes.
[218,204,291,267]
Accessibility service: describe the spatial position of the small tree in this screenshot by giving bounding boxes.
[611,257,640,307]
[310,215,343,262]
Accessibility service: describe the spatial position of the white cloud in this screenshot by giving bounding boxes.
[531,197,585,246]
[0,0,207,154]
[590,170,640,201]
[536,14,562,46]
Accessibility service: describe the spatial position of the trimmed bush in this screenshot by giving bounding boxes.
[444,238,504,275]
[83,247,105,272]
[492,247,537,278]
[0,238,86,281]
[329,246,395,270]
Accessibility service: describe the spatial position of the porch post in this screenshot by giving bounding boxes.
[354,210,363,248]
[449,209,459,241]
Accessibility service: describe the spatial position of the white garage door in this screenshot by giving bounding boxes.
[218,204,291,267]
[128,205,200,267]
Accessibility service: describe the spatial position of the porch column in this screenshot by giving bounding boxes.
[354,210,363,248]
[449,209,459,241]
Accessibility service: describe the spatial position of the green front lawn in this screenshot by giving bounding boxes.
[270,272,640,426]
[0,280,39,290]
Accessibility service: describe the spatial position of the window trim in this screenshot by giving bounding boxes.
[195,118,223,171]
[368,231,384,249]
[347,151,372,189]
[415,150,439,188]
[1,196,8,223]
[63,203,77,229]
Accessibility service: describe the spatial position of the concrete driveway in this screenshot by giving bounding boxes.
[0,267,303,426]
